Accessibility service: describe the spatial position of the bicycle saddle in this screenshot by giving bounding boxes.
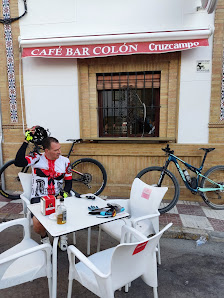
[199,148,215,153]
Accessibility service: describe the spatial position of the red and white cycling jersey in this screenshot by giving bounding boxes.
[26,153,72,198]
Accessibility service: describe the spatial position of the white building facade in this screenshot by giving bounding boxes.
[18,0,217,143]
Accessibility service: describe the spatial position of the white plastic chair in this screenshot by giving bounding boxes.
[97,178,168,264]
[67,223,172,298]
[0,218,52,297]
[18,172,32,228]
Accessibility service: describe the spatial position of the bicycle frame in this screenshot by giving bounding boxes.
[163,153,224,193]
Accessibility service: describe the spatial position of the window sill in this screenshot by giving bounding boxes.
[83,137,175,143]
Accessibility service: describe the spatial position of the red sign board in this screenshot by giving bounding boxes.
[22,39,209,58]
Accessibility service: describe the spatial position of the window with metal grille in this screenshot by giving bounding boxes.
[97,71,161,137]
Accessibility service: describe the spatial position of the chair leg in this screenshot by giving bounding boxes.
[87,227,91,255]
[97,226,102,252]
[73,232,76,245]
[157,243,161,265]
[67,279,73,298]
[125,284,129,293]
[48,277,52,298]
[153,287,158,298]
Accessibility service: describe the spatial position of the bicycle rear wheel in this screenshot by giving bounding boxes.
[0,159,31,200]
[136,166,180,214]
[71,158,107,197]
[200,165,224,209]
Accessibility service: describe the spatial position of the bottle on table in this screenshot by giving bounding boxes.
[57,198,67,224]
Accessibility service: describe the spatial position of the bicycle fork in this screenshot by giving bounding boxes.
[158,160,170,186]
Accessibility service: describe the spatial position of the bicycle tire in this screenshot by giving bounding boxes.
[200,165,224,209]
[0,159,30,200]
[136,166,180,214]
[71,158,107,197]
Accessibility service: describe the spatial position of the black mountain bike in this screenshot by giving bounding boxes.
[0,139,107,200]
[136,144,224,214]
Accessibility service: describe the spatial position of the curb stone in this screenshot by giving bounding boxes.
[161,225,224,243]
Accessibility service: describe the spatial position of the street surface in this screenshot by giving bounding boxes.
[0,225,224,298]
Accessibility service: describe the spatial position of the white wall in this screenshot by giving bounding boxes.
[178,31,214,143]
[22,58,80,143]
[19,0,216,144]
[18,0,211,39]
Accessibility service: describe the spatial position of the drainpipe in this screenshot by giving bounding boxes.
[0,93,5,190]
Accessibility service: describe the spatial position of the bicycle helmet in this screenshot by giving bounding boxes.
[31,126,49,145]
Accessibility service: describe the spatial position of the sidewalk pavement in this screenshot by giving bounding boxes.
[0,195,224,242]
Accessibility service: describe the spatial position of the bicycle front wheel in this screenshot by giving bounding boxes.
[200,165,224,209]
[71,158,107,197]
[136,166,180,214]
[0,159,31,200]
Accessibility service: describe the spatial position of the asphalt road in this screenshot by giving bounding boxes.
[1,225,224,298]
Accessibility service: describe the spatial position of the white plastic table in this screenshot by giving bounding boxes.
[28,195,129,298]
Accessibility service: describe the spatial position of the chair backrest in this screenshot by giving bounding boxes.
[129,178,168,218]
[18,172,32,200]
[110,223,172,290]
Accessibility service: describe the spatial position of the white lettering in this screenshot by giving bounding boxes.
[93,46,101,55]
[48,49,56,55]
[82,47,90,56]
[149,43,155,51]
[55,48,63,56]
[102,46,111,54]
[31,49,40,56]
[39,49,47,56]
[128,44,138,52]
[66,48,73,56]
[111,46,119,54]
[73,48,81,56]
[179,43,188,48]
[119,43,129,53]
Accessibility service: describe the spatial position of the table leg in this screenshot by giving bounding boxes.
[87,227,91,255]
[52,236,59,298]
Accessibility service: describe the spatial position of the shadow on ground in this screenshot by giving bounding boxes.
[1,225,224,298]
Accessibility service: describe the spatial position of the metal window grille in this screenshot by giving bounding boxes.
[97,71,161,137]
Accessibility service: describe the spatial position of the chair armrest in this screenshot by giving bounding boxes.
[67,245,110,279]
[121,225,148,243]
[131,212,160,229]
[20,194,31,206]
[0,218,29,233]
[0,243,52,265]
[0,243,52,279]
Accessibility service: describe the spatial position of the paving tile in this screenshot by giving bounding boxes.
[0,201,8,208]
[180,214,214,231]
[10,199,22,204]
[160,213,182,226]
[177,204,206,216]
[202,207,224,220]
[160,204,178,214]
[208,218,224,232]
[177,200,200,206]
[0,196,11,203]
[0,203,23,214]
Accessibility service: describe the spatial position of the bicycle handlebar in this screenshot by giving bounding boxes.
[162,144,174,155]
